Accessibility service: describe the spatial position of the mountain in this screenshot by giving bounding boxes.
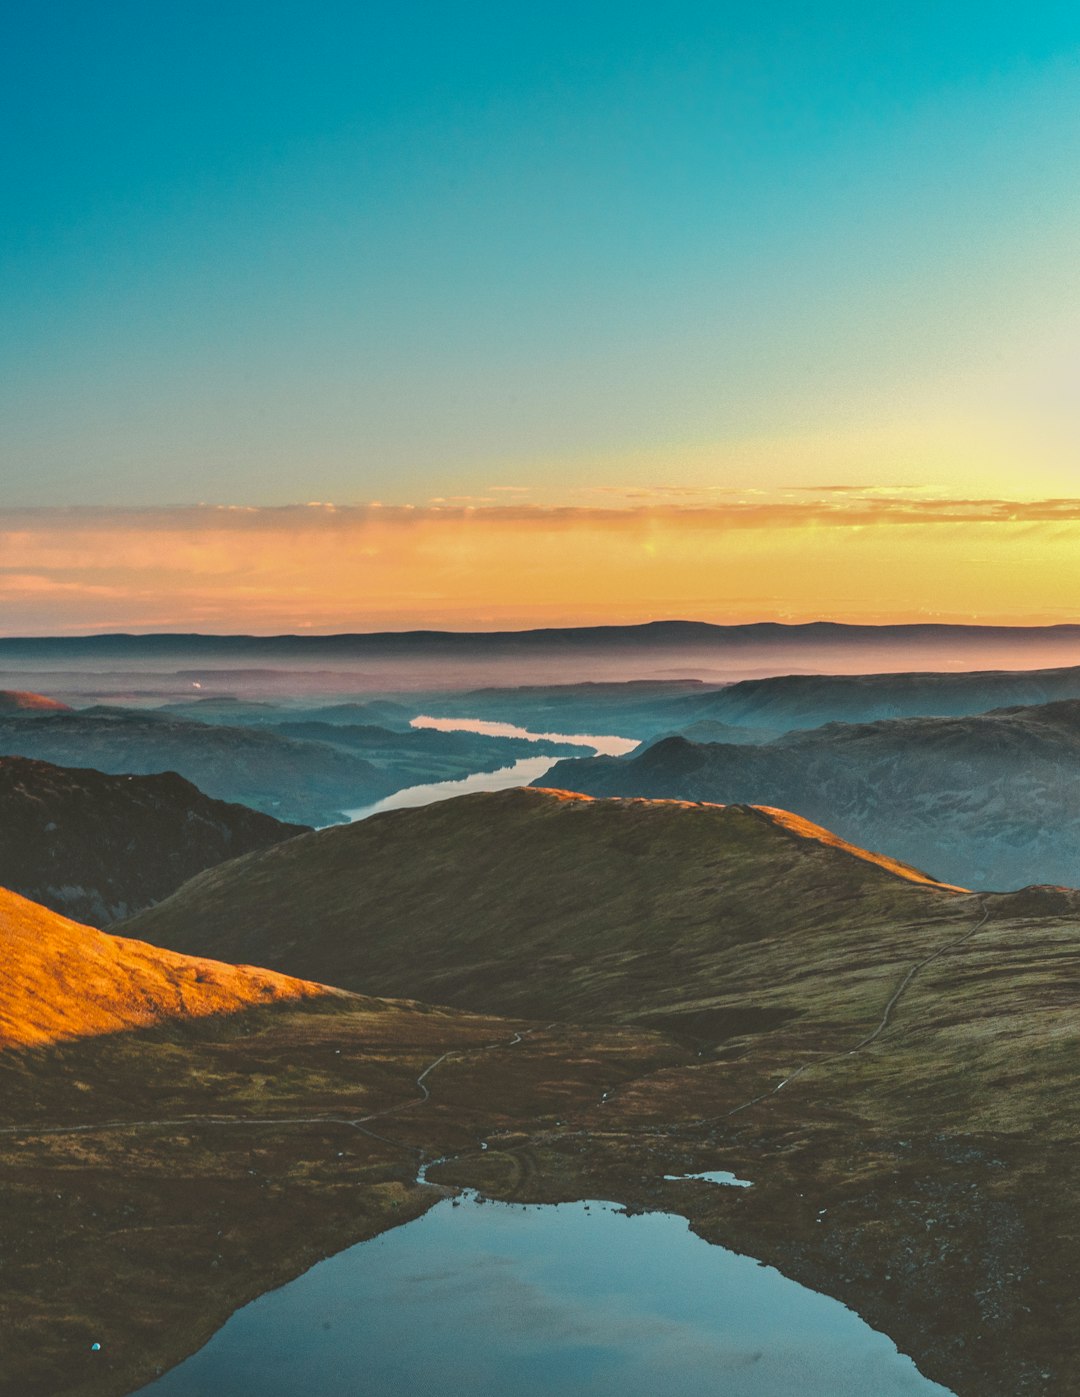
[120,787,972,1026]
[404,662,1080,747]
[6,622,1080,697]
[0,755,307,925]
[0,885,333,1050]
[0,689,71,715]
[536,699,1080,888]
[157,696,415,729]
[653,663,1080,733]
[6,621,1080,661]
[0,709,396,825]
[412,680,712,739]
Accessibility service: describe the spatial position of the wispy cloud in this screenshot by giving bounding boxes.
[3,494,1080,633]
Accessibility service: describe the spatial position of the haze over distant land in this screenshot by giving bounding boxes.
[3,622,1080,702]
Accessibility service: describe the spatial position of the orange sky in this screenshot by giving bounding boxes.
[4,493,1080,634]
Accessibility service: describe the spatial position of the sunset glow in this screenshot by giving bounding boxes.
[4,494,1080,634]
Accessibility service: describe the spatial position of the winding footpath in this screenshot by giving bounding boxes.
[727,898,990,1116]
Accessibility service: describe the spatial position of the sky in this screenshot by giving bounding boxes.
[3,2,1080,632]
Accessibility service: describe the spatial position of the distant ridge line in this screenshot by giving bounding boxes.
[4,619,1080,657]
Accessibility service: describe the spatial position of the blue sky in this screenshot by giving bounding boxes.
[3,1,1080,508]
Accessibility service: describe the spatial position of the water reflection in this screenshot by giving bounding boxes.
[135,1193,953,1396]
[346,756,558,821]
[411,714,639,758]
[346,716,637,822]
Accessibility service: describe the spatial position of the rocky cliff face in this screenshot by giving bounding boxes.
[0,756,308,925]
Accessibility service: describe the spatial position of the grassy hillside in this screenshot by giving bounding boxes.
[121,787,972,1027]
[540,699,1080,888]
[13,791,1080,1392]
[0,886,336,1049]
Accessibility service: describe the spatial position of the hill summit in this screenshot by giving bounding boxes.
[121,787,971,1025]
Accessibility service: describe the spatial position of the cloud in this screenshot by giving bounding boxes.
[3,494,1080,633]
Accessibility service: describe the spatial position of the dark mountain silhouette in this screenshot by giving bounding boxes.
[0,755,307,925]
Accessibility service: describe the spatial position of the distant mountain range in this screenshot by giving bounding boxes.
[0,708,396,826]
[538,698,1080,888]
[0,755,306,925]
[5,621,1080,695]
[652,663,1080,732]
[5,620,1080,658]
[415,662,1080,743]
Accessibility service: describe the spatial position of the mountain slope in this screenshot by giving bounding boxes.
[0,886,334,1050]
[0,690,71,715]
[539,699,1080,889]
[0,756,307,925]
[120,787,972,1027]
[0,709,396,825]
[656,663,1080,733]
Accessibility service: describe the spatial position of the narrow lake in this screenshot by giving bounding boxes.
[345,716,637,821]
[134,1190,952,1396]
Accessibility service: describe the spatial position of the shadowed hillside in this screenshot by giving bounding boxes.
[0,756,307,925]
[121,787,972,1027]
[539,699,1080,888]
[0,710,396,826]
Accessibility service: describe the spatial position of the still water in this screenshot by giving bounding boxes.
[134,1191,952,1396]
[345,716,637,821]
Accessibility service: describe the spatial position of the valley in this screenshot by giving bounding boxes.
[5,640,1080,1397]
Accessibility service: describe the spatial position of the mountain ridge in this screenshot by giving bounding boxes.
[119,787,974,1026]
[538,699,1080,889]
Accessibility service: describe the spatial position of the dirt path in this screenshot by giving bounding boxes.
[0,1027,541,1146]
[727,899,990,1116]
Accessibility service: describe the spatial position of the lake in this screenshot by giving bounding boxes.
[345,715,638,821]
[134,1189,952,1396]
